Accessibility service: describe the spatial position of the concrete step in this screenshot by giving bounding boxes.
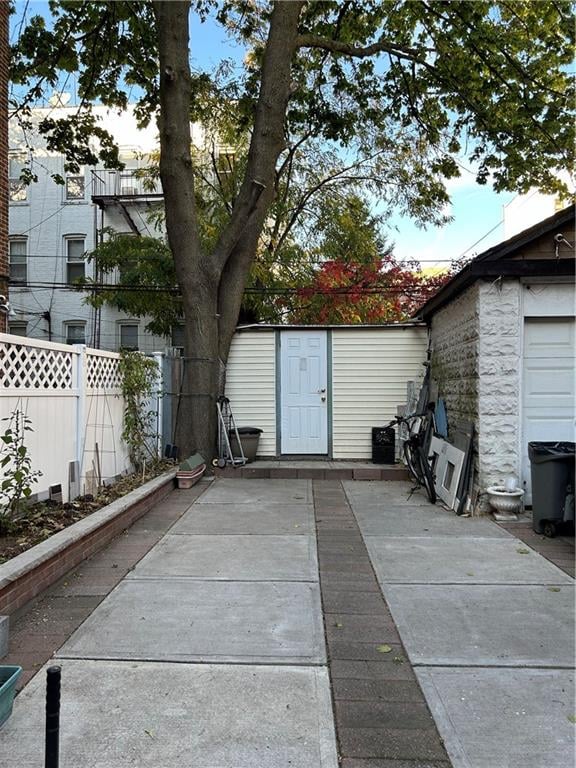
[214,462,409,481]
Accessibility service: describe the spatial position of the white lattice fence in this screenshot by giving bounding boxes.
[86,350,122,390]
[1,336,74,389]
[0,334,136,502]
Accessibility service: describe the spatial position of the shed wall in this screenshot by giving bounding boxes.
[331,328,428,459]
[225,332,277,456]
[429,282,480,427]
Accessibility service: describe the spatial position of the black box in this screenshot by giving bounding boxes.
[372,427,395,464]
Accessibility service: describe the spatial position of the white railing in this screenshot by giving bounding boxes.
[0,334,160,503]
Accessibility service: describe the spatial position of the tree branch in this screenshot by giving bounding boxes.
[296,33,429,64]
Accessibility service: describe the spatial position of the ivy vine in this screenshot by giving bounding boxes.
[118,351,160,470]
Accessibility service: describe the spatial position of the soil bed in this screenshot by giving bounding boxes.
[0,462,173,564]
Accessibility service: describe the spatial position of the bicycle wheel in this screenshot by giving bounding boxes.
[416,448,436,504]
[403,440,423,484]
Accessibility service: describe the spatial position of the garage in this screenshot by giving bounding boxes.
[522,317,575,502]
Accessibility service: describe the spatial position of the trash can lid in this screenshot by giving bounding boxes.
[235,427,263,435]
[528,441,575,462]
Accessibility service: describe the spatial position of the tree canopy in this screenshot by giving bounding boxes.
[10,0,575,458]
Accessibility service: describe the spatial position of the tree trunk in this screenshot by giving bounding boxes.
[154,0,304,463]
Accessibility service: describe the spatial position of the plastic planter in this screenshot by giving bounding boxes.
[0,665,22,727]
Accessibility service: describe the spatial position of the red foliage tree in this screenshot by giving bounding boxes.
[285,254,450,324]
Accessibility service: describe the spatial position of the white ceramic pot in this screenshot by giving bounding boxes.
[486,486,525,515]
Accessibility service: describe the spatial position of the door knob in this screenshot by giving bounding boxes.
[318,387,326,393]
[321,395,326,402]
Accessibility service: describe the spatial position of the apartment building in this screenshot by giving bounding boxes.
[7,102,199,352]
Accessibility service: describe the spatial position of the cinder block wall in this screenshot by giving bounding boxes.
[429,283,480,426]
[477,279,522,488]
[0,3,8,333]
[429,279,523,510]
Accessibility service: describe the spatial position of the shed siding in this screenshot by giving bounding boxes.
[331,328,427,459]
[225,332,276,456]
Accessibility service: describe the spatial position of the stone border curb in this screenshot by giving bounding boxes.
[0,470,177,616]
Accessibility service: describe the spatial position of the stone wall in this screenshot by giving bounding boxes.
[477,279,522,490]
[429,283,480,427]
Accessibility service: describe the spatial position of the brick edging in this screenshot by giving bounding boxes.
[0,471,176,616]
[313,479,451,764]
[215,465,409,481]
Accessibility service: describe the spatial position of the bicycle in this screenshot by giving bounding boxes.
[386,405,437,503]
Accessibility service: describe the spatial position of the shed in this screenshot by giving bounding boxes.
[416,204,575,505]
[224,324,427,460]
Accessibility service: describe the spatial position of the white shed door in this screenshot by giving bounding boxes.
[280,331,328,454]
[522,318,575,503]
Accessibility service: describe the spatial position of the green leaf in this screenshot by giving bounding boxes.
[377,644,392,654]
[516,548,530,555]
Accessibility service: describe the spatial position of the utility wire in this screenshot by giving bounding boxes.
[11,280,445,296]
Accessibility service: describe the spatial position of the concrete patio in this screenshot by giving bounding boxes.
[0,478,573,768]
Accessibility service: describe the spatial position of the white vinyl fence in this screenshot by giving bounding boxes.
[0,334,161,503]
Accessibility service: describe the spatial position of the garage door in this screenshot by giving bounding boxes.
[522,318,575,503]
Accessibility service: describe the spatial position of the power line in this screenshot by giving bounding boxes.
[8,252,460,263]
[11,280,445,297]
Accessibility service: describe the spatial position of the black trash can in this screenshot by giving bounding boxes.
[528,441,575,536]
[372,427,395,464]
[229,427,263,463]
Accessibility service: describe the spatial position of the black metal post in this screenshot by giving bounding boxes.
[45,665,61,768]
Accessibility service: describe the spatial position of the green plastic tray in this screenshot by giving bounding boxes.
[0,666,22,727]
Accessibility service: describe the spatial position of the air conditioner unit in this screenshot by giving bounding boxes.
[120,186,138,196]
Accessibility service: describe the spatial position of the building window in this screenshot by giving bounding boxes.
[65,175,85,201]
[66,323,86,345]
[171,324,185,349]
[66,237,86,283]
[9,153,28,202]
[119,323,139,351]
[8,321,27,337]
[216,148,236,178]
[9,238,27,283]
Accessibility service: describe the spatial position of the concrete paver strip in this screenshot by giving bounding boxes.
[351,505,512,538]
[382,583,574,667]
[127,533,319,581]
[416,667,575,768]
[199,478,312,504]
[171,502,315,534]
[365,536,573,584]
[57,578,326,664]
[343,480,433,505]
[313,480,452,765]
[0,659,339,768]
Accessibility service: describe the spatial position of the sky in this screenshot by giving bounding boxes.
[10,2,532,269]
